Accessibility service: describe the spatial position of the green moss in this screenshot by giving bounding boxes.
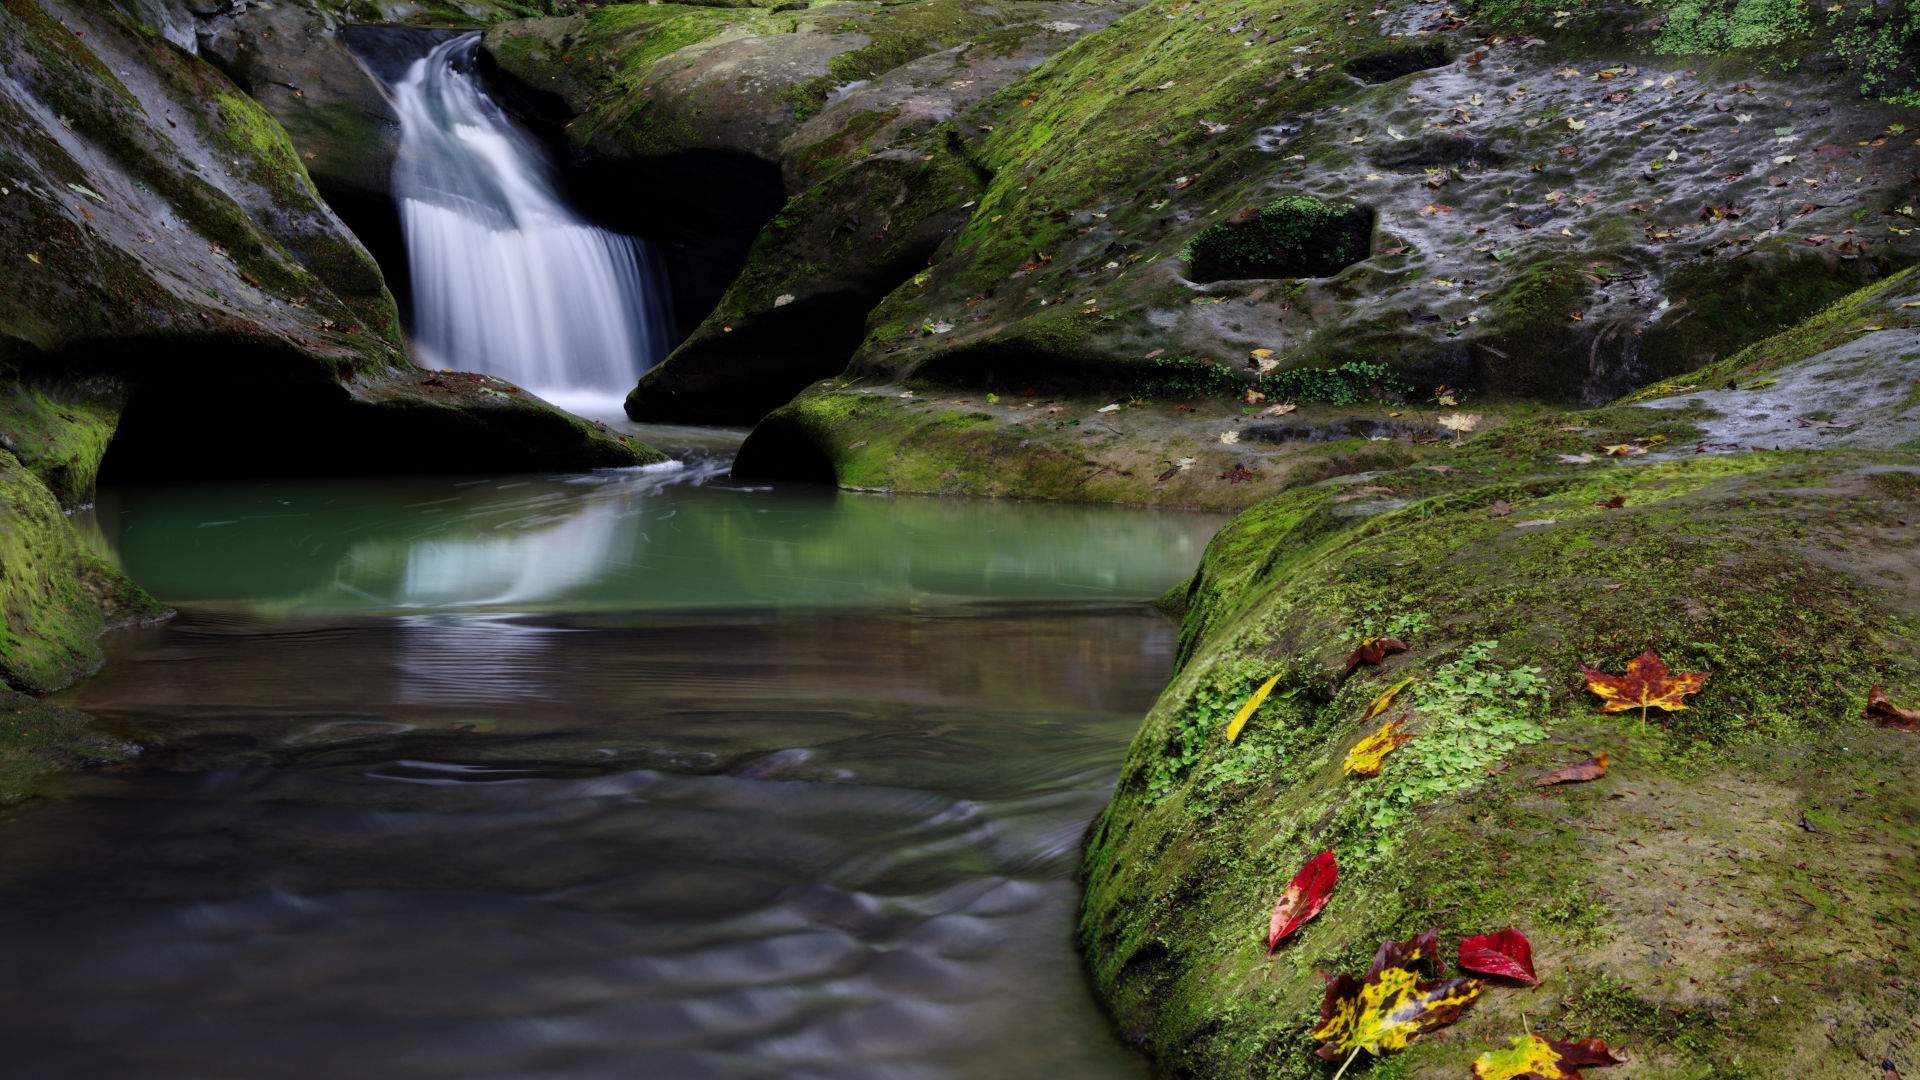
[1081,426,1920,1076]
[1183,195,1373,283]
[0,449,161,695]
[0,382,118,507]
[1626,266,1917,400]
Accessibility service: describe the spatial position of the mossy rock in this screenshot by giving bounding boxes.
[1184,196,1374,284]
[0,449,161,694]
[1082,440,1920,1077]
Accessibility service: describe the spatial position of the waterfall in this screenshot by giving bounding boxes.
[390,34,669,405]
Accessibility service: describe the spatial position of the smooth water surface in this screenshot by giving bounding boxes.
[0,467,1222,1079]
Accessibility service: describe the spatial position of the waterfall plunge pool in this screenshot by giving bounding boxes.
[1,463,1224,1079]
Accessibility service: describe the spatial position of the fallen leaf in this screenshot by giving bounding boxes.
[1360,677,1415,724]
[1220,430,1241,445]
[1488,499,1513,518]
[1457,927,1539,985]
[1344,715,1415,776]
[1580,649,1709,723]
[1437,412,1482,433]
[1259,402,1298,418]
[1345,636,1409,673]
[1865,685,1920,731]
[1473,1033,1625,1079]
[1097,403,1123,413]
[1312,929,1483,1065]
[1268,850,1338,952]
[1536,753,1609,787]
[1557,453,1596,464]
[1226,673,1284,742]
[1601,443,1646,457]
[1219,463,1260,483]
[1598,494,1625,509]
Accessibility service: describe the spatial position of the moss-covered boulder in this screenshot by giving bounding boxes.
[1077,281,1920,1077]
[0,448,160,695]
[1183,195,1373,284]
[846,0,1918,408]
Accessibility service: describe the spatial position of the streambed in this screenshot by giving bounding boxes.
[0,455,1219,1078]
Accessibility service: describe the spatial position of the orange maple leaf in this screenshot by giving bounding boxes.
[1578,649,1708,725]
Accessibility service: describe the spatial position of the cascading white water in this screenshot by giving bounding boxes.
[391,34,669,404]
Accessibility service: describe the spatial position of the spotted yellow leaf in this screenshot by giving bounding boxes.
[1313,930,1483,1068]
[1472,1032,1625,1079]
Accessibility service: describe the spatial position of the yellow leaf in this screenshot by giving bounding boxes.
[1226,673,1284,743]
[1344,716,1415,776]
[1361,677,1415,724]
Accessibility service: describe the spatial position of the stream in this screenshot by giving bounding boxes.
[0,442,1220,1078]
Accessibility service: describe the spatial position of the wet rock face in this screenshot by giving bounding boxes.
[194,3,405,208]
[1184,195,1374,283]
[834,0,1920,410]
[489,0,1137,424]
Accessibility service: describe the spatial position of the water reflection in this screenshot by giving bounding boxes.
[6,472,1219,1078]
[5,607,1168,1079]
[87,464,1221,615]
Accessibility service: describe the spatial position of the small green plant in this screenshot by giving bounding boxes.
[1350,600,1434,641]
[1258,360,1408,406]
[1182,195,1373,283]
[1342,641,1551,865]
[1138,354,1241,399]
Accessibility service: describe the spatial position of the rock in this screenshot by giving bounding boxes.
[1341,40,1451,83]
[1065,263,1920,1080]
[0,685,138,804]
[0,447,163,695]
[195,2,405,209]
[480,0,1135,424]
[833,1,1919,414]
